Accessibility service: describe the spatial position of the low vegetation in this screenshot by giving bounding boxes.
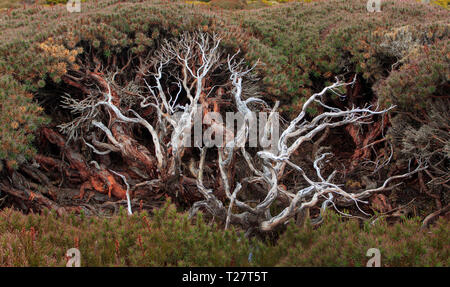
[0,202,448,266]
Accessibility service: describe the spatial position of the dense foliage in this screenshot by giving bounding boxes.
[0,202,448,266]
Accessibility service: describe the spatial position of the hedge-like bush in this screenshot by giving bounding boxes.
[0,202,448,266]
[0,202,253,266]
[257,212,449,267]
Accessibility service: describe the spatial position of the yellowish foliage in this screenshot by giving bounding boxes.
[38,38,82,81]
[185,0,210,5]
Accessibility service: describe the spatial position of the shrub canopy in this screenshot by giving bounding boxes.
[0,203,448,266]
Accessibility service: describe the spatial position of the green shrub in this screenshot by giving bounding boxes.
[0,202,253,266]
[254,212,449,267]
[0,203,448,266]
[0,75,48,166]
[375,35,449,113]
[240,0,448,110]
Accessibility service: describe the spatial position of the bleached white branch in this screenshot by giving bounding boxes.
[109,169,132,215]
[59,31,424,233]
